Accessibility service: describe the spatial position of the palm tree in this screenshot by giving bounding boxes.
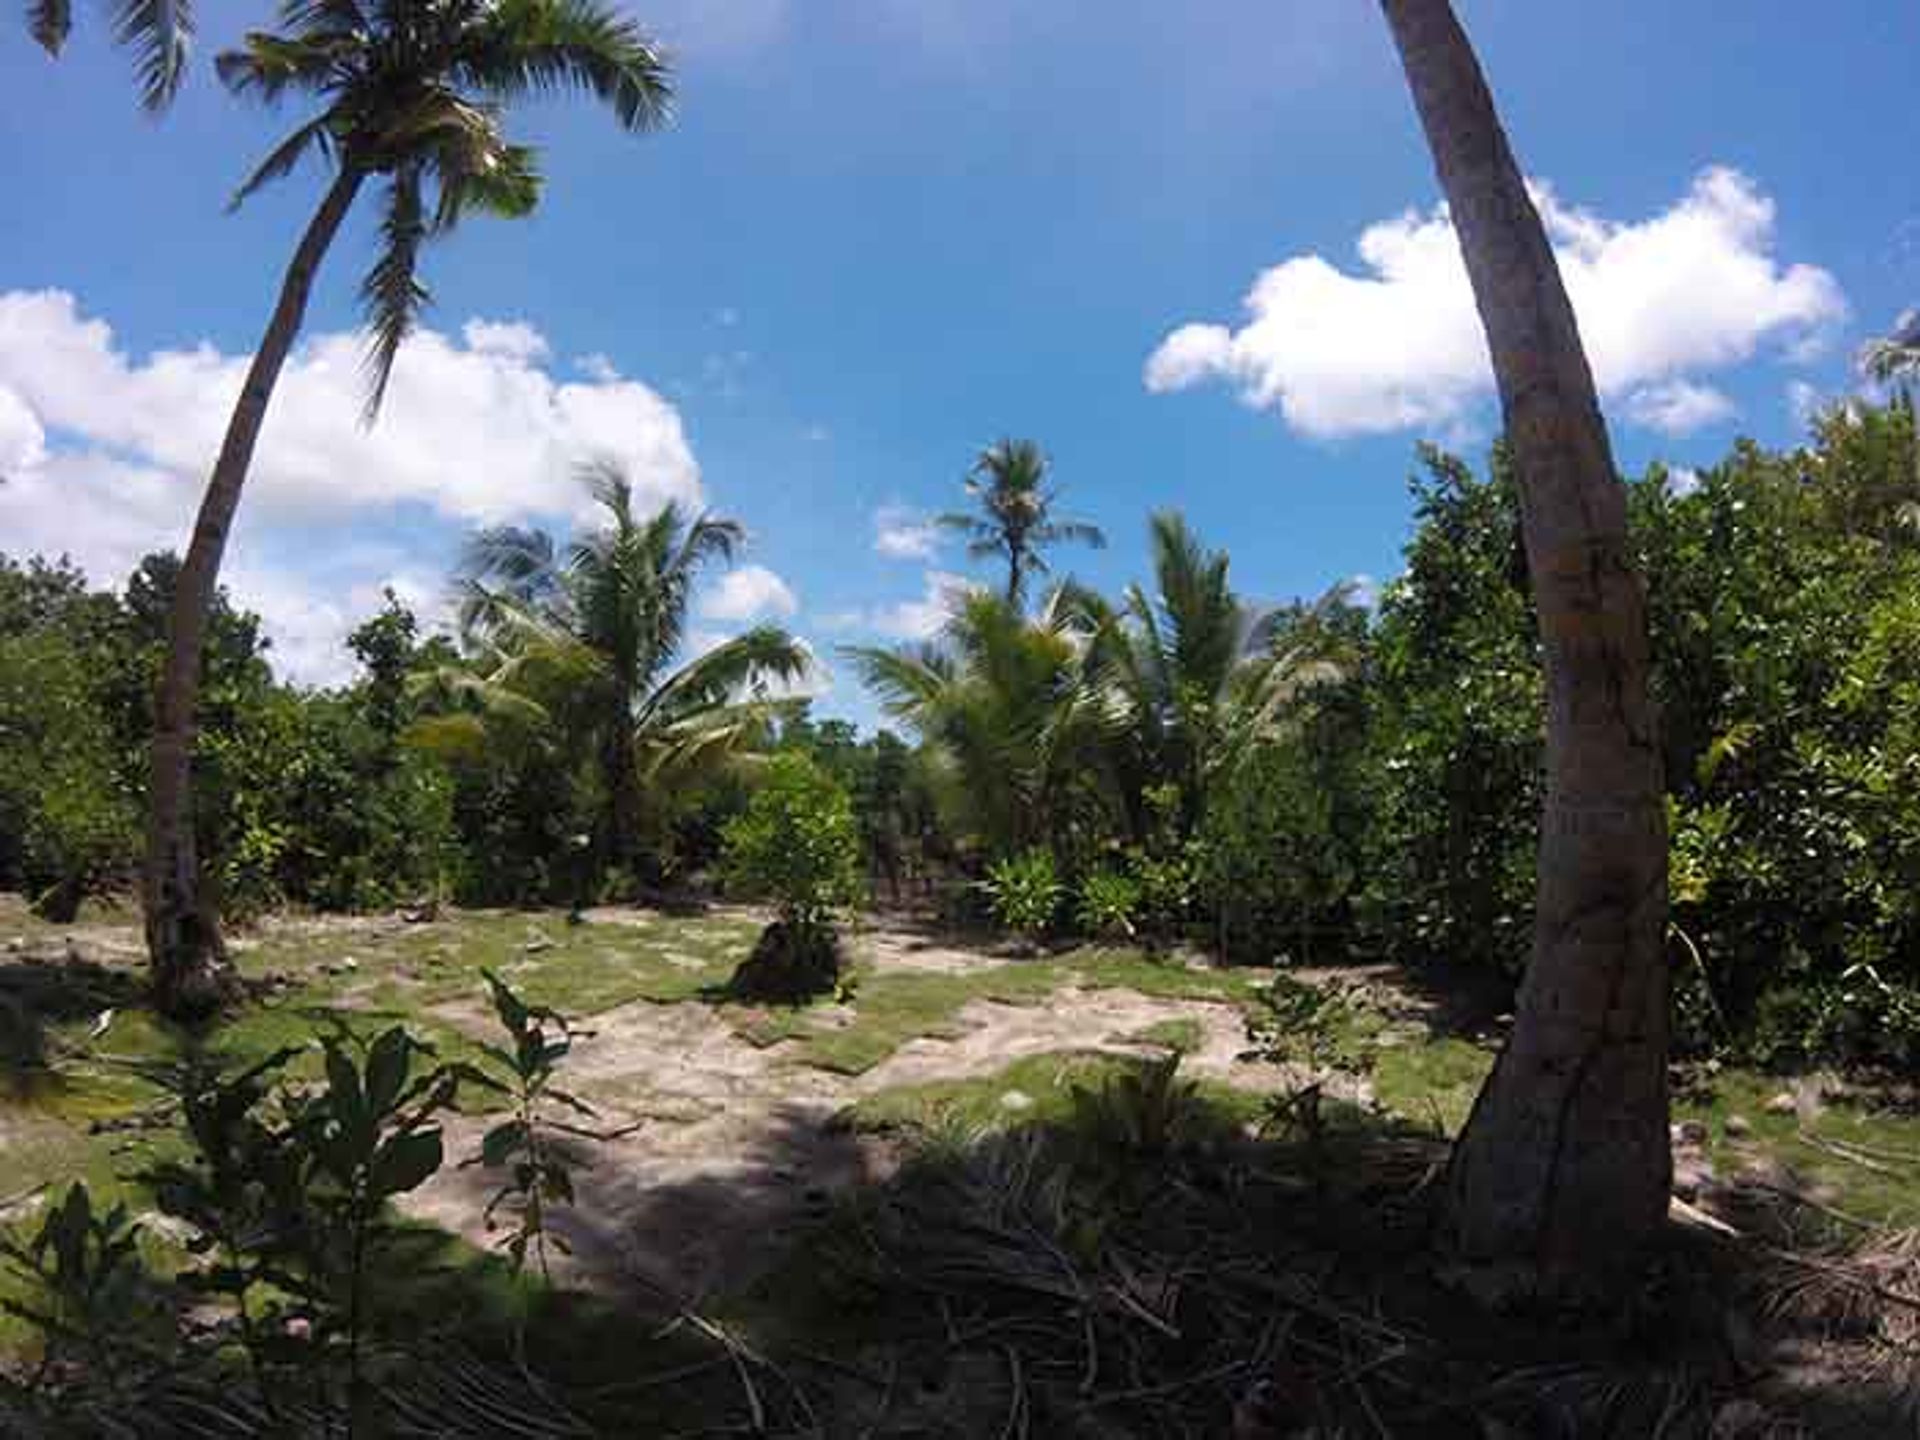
[1065,513,1360,843]
[1861,308,1920,387]
[26,0,194,110]
[938,439,1106,608]
[848,588,1120,861]
[1381,0,1669,1290]
[144,0,673,1014]
[452,461,811,883]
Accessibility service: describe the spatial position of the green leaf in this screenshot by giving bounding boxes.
[479,1120,528,1168]
[370,1128,444,1198]
[364,1026,414,1118]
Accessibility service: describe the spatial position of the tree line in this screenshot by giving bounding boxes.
[9,396,1918,1076]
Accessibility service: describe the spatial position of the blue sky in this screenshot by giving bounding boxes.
[2,1,1914,729]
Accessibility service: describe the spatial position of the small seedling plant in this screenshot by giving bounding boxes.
[465,968,598,1279]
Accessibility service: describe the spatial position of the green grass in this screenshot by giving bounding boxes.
[738,944,1268,1077]
[841,1048,1268,1137]
[1117,1017,1205,1054]
[1675,1069,1920,1228]
[1370,1031,1495,1136]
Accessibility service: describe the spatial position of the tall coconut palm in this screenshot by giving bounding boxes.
[144,0,672,1014]
[453,460,811,881]
[848,588,1120,860]
[26,0,194,110]
[1381,0,1669,1290]
[938,439,1106,609]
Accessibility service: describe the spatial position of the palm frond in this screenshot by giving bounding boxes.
[453,0,673,131]
[641,625,809,729]
[359,162,429,423]
[215,31,348,103]
[1039,518,1107,549]
[112,0,193,111]
[228,116,334,210]
[28,0,71,54]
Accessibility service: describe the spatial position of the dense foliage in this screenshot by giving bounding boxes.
[4,399,1918,1060]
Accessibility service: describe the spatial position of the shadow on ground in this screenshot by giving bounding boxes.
[386,1095,1920,1437]
[0,950,146,1096]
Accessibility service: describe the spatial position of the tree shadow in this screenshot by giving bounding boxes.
[448,1089,1918,1437]
[0,949,147,1097]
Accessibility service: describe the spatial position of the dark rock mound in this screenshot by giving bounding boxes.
[727,921,842,1003]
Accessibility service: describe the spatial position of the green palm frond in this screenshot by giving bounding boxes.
[453,0,673,131]
[228,117,334,210]
[360,162,429,421]
[215,31,348,103]
[28,0,71,54]
[640,625,810,730]
[113,0,194,111]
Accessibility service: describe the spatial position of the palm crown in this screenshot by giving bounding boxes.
[937,438,1106,607]
[216,0,672,414]
[449,461,811,866]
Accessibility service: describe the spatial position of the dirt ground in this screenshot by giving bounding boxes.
[405,915,1285,1304]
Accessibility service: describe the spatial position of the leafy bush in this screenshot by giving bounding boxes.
[723,752,862,933]
[1076,868,1140,940]
[0,975,583,1430]
[1243,975,1377,1141]
[982,848,1061,945]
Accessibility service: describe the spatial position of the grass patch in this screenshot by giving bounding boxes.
[1116,1017,1205,1054]
[1676,1069,1920,1228]
[844,1049,1270,1137]
[1370,1032,1495,1136]
[750,944,1268,1077]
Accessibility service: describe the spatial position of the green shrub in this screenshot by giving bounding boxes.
[982,848,1061,945]
[1076,868,1141,940]
[723,752,862,933]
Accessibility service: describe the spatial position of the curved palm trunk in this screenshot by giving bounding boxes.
[1380,0,1669,1289]
[145,166,364,1017]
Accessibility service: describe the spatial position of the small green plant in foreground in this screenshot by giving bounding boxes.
[466,969,595,1279]
[0,971,585,1433]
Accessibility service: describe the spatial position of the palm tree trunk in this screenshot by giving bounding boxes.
[600,724,643,883]
[145,166,364,1017]
[1379,0,1670,1291]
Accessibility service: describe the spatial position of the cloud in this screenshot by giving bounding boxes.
[0,290,701,529]
[461,319,549,363]
[0,291,704,685]
[1665,466,1704,498]
[1787,379,1828,431]
[698,563,799,622]
[1623,379,1737,435]
[0,383,45,476]
[872,503,940,560]
[824,570,972,641]
[1146,167,1846,438]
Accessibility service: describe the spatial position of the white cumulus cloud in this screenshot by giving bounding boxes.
[1146,167,1845,439]
[0,289,700,529]
[872,503,940,559]
[824,570,973,641]
[698,563,799,622]
[1623,379,1737,435]
[0,291,704,686]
